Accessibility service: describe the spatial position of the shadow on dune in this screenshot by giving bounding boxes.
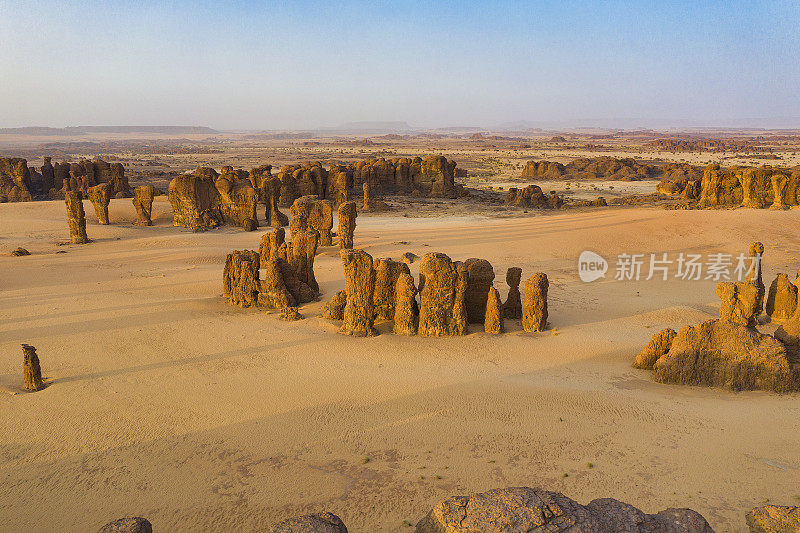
[52,336,321,385]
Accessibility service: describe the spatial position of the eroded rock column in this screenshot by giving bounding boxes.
[259,227,286,264]
[223,250,260,307]
[65,190,89,244]
[322,290,347,320]
[133,185,155,226]
[374,258,410,321]
[522,273,549,332]
[771,173,788,209]
[340,249,376,336]
[766,273,798,322]
[337,201,357,250]
[418,252,468,336]
[503,267,523,319]
[263,177,288,228]
[288,230,319,294]
[259,259,296,310]
[717,281,760,327]
[464,258,495,324]
[88,183,112,224]
[484,286,504,334]
[393,271,418,335]
[23,344,45,392]
[738,169,764,208]
[745,241,765,317]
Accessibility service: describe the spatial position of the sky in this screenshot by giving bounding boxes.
[1,0,799,130]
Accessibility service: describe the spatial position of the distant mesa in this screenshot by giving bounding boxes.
[0,126,218,136]
[319,121,411,133]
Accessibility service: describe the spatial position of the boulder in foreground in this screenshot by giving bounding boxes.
[269,511,347,532]
[746,505,800,532]
[415,486,712,532]
[98,517,152,533]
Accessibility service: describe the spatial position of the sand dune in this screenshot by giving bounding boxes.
[2,199,799,532]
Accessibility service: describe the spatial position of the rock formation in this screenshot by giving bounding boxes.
[133,185,155,226]
[401,252,418,264]
[289,195,334,245]
[65,190,89,244]
[698,164,729,207]
[339,249,376,336]
[337,201,357,249]
[418,253,468,336]
[362,181,373,211]
[168,170,223,230]
[274,258,316,309]
[41,157,55,193]
[216,167,259,230]
[417,155,457,197]
[521,160,566,179]
[415,487,713,533]
[0,157,33,201]
[322,290,347,320]
[328,165,351,205]
[694,164,796,209]
[746,241,765,315]
[361,181,389,212]
[248,163,272,191]
[746,505,800,533]
[223,250,260,307]
[223,245,316,313]
[503,267,523,319]
[393,271,418,336]
[464,258,495,323]
[717,282,760,327]
[680,179,702,201]
[262,177,288,228]
[374,259,411,321]
[98,517,153,533]
[652,319,796,392]
[168,167,258,231]
[505,185,563,209]
[259,259,296,310]
[288,230,320,294]
[259,227,286,264]
[350,155,457,197]
[739,168,766,208]
[88,183,112,224]
[766,273,798,322]
[277,162,328,207]
[484,286,504,334]
[633,328,677,369]
[770,173,788,209]
[23,344,45,392]
[522,273,549,332]
[279,307,302,321]
[11,247,30,256]
[1,157,130,202]
[267,511,348,533]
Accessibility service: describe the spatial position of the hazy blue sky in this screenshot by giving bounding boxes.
[1,0,798,130]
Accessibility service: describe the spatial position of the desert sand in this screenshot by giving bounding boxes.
[1,199,800,532]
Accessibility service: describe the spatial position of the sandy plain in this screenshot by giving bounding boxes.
[1,196,799,532]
